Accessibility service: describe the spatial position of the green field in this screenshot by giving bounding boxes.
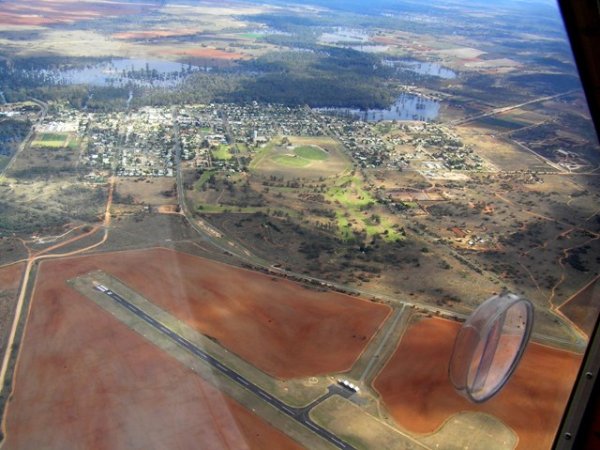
[211,144,233,160]
[250,136,350,179]
[238,33,265,39]
[272,146,329,167]
[31,132,69,148]
[327,175,401,242]
[328,175,375,208]
[272,154,311,167]
[294,145,328,160]
[39,133,68,141]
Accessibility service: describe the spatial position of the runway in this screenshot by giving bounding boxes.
[96,285,355,450]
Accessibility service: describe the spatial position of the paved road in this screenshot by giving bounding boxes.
[97,285,355,450]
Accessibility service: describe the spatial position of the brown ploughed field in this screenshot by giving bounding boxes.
[560,275,600,337]
[0,0,158,26]
[3,261,304,450]
[374,317,581,450]
[15,248,390,379]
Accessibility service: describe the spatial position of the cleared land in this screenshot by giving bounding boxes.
[374,317,582,450]
[310,396,516,450]
[559,276,600,337]
[310,395,428,450]
[456,125,553,171]
[3,258,304,450]
[115,177,176,206]
[0,262,25,357]
[0,262,23,292]
[11,248,390,379]
[9,132,80,174]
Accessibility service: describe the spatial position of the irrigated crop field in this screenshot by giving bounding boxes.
[374,316,581,450]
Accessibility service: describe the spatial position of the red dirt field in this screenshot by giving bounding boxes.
[560,275,600,336]
[157,204,181,214]
[17,248,390,379]
[3,263,304,450]
[0,262,24,292]
[165,48,250,60]
[0,0,158,27]
[374,317,582,450]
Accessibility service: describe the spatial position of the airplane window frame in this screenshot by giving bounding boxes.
[553,1,600,447]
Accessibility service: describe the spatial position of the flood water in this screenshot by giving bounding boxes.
[39,58,204,88]
[384,59,457,79]
[317,93,440,122]
[347,44,390,53]
[319,28,369,44]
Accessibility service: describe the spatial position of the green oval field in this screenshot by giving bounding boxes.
[294,145,328,160]
[271,145,329,167]
[250,136,351,179]
[272,154,311,167]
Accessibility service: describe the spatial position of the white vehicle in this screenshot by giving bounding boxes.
[94,284,108,293]
[338,379,360,393]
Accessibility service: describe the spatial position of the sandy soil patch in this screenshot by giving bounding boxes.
[157,204,180,214]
